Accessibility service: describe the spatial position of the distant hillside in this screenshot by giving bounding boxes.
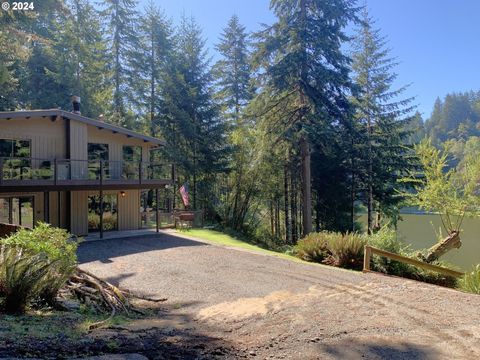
[425,91,480,144]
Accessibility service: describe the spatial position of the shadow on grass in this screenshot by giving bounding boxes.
[318,338,441,359]
[0,301,243,359]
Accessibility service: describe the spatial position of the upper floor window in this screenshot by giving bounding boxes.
[88,143,109,161]
[0,139,31,158]
[123,146,142,162]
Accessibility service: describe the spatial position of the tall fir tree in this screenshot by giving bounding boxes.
[213,15,254,125]
[130,2,173,136]
[213,15,256,229]
[100,0,139,126]
[160,15,228,211]
[351,8,415,233]
[252,0,357,238]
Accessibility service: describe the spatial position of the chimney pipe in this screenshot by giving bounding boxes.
[71,95,81,114]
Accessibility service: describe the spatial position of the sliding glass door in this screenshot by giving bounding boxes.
[88,194,118,232]
[0,196,34,228]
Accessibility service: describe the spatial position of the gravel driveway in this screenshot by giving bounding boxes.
[78,230,480,359]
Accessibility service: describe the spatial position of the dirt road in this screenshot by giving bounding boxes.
[77,231,480,359]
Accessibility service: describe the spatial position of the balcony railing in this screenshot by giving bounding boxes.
[0,157,173,187]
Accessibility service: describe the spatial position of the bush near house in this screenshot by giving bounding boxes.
[0,223,77,313]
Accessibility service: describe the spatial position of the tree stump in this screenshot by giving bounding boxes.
[419,231,461,263]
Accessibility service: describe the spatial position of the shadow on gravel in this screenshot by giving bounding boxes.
[77,234,207,264]
[318,339,440,359]
[0,302,242,360]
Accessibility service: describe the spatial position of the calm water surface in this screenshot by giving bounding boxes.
[383,214,480,271]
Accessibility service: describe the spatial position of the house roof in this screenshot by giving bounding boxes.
[0,109,165,146]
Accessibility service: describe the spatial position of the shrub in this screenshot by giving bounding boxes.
[296,231,366,270]
[0,223,77,309]
[324,232,366,270]
[0,246,57,313]
[367,227,417,277]
[88,213,100,230]
[295,233,330,263]
[458,264,480,294]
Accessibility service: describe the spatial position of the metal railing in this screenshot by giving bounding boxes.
[0,157,173,184]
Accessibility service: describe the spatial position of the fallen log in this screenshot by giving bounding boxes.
[418,230,461,263]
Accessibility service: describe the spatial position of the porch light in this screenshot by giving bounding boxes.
[120,191,126,198]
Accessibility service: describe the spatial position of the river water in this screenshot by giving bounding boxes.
[370,213,480,271]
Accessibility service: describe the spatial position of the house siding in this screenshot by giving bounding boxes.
[1,114,162,237]
[0,116,66,160]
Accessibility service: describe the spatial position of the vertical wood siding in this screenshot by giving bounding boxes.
[71,191,88,235]
[118,190,140,230]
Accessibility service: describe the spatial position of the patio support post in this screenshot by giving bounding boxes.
[0,157,3,186]
[171,164,175,211]
[155,188,159,233]
[54,158,58,186]
[8,197,12,224]
[44,192,50,223]
[57,191,61,227]
[99,160,104,239]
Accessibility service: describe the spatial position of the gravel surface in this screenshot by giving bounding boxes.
[77,230,480,359]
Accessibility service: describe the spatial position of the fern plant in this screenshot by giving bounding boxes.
[1,246,58,313]
[458,264,480,294]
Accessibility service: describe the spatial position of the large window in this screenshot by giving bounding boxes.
[0,139,31,158]
[88,143,109,179]
[123,146,142,162]
[0,197,34,228]
[0,139,31,180]
[88,143,109,161]
[122,146,142,179]
[88,194,117,232]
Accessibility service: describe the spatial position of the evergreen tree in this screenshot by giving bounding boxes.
[351,8,415,233]
[213,15,256,229]
[100,0,139,126]
[0,0,64,110]
[160,16,228,211]
[252,0,357,238]
[213,15,254,124]
[19,0,109,116]
[130,2,173,136]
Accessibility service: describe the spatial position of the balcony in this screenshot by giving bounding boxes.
[0,157,173,192]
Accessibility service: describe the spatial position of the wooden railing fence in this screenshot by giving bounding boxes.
[363,245,464,278]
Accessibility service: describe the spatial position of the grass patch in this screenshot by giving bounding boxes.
[175,228,338,267]
[0,309,133,340]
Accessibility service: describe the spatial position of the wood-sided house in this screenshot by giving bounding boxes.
[0,103,173,237]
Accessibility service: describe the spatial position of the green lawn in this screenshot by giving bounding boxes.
[176,228,315,265]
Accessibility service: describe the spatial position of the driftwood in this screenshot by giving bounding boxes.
[59,268,167,330]
[418,230,462,263]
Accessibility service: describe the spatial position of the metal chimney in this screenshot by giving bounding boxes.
[71,95,81,114]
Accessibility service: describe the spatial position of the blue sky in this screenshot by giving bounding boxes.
[138,0,480,119]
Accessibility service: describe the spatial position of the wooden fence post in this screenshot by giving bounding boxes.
[363,245,371,272]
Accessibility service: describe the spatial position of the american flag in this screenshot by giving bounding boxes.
[179,183,189,207]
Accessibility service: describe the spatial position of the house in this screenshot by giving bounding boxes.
[0,99,173,237]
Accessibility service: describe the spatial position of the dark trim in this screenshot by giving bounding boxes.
[57,191,61,228]
[99,189,103,239]
[156,189,159,233]
[44,191,49,223]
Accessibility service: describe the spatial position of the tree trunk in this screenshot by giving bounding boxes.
[284,159,291,244]
[420,231,462,263]
[300,137,312,236]
[290,164,297,243]
[350,137,356,231]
